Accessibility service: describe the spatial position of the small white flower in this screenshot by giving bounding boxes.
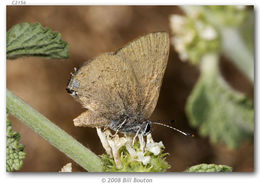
[172,37,185,52]
[125,142,150,165]
[170,15,186,33]
[145,134,164,156]
[107,135,127,169]
[183,31,196,44]
[194,20,217,40]
[136,152,151,165]
[172,37,189,61]
[195,20,204,33]
[125,136,151,165]
[59,163,72,172]
[236,5,245,10]
[200,26,217,40]
[181,6,201,18]
[96,128,128,168]
[96,128,113,157]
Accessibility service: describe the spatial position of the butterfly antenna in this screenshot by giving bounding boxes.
[152,122,194,137]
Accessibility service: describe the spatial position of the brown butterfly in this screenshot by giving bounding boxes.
[66,32,170,136]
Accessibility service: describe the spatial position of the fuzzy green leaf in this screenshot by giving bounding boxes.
[7,22,69,59]
[239,11,254,55]
[186,163,232,172]
[6,110,26,172]
[199,6,248,27]
[186,54,254,149]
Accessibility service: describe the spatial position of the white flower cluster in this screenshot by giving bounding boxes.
[96,128,165,169]
[169,7,218,64]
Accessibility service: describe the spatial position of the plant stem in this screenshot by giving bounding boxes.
[220,27,254,82]
[6,89,103,172]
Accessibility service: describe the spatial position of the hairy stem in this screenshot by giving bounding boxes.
[6,89,103,172]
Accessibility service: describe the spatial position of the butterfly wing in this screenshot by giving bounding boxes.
[68,53,141,125]
[73,110,109,127]
[67,32,170,127]
[115,32,170,118]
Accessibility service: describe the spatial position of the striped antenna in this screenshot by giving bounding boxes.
[152,122,194,137]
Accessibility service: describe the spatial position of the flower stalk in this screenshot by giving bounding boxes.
[6,89,103,172]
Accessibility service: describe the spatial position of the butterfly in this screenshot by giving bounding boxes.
[66,32,170,136]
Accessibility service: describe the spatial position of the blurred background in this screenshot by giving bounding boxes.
[6,6,254,172]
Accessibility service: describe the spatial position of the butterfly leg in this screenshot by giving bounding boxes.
[112,119,127,137]
[132,126,141,146]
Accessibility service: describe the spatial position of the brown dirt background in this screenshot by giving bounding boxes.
[6,6,254,172]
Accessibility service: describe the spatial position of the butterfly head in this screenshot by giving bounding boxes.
[141,120,152,136]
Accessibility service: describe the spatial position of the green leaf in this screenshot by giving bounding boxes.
[6,110,26,172]
[239,11,254,55]
[186,54,254,149]
[185,163,232,172]
[7,22,69,59]
[200,6,248,27]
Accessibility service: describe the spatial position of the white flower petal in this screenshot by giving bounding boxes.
[96,127,113,157]
[59,163,72,172]
[145,134,164,156]
[170,15,186,33]
[201,26,217,40]
[107,133,127,169]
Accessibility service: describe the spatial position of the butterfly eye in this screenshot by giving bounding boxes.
[66,87,78,97]
[66,87,73,94]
